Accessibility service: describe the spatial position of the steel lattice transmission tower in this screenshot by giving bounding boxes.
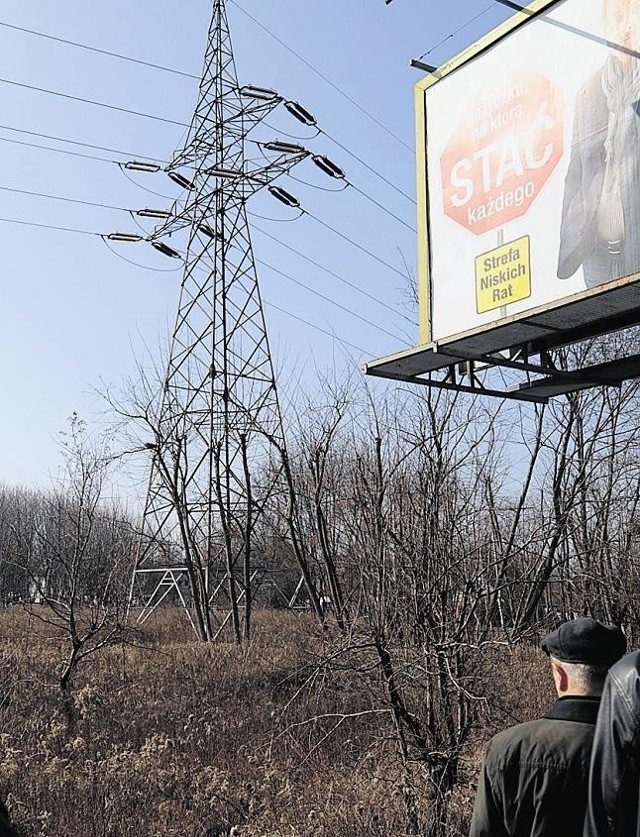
[128,0,318,641]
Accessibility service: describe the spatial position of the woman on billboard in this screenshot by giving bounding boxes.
[558,0,640,288]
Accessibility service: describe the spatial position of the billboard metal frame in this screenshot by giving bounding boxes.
[366,0,640,402]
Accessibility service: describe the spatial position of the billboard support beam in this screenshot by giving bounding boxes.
[365,344,636,403]
[365,324,640,402]
[495,0,526,10]
[410,59,437,73]
[365,362,550,404]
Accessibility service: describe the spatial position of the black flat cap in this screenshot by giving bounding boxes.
[541,617,627,666]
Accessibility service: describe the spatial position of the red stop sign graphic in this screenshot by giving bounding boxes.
[439,67,564,236]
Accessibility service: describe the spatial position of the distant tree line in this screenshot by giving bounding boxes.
[0,484,135,608]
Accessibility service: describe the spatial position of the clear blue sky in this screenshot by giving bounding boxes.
[0,0,513,487]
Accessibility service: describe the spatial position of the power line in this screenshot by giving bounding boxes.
[118,166,174,200]
[259,258,411,344]
[0,20,199,79]
[102,237,183,272]
[0,14,417,193]
[190,251,408,346]
[263,298,372,355]
[0,123,167,164]
[186,255,378,356]
[0,131,416,314]
[15,118,416,236]
[250,221,415,325]
[304,211,409,280]
[0,182,411,339]
[0,213,378,355]
[0,183,131,213]
[0,93,416,230]
[0,134,117,164]
[228,0,417,204]
[349,182,416,232]
[189,246,410,345]
[1,146,415,331]
[0,19,416,214]
[179,249,409,351]
[286,169,415,232]
[418,3,499,60]
[0,66,413,213]
[0,216,98,235]
[320,128,415,205]
[0,12,416,190]
[228,0,412,154]
[286,170,349,195]
[0,76,189,128]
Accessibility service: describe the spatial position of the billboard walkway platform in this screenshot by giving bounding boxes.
[365,277,640,403]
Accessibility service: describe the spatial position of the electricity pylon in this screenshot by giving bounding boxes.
[128,0,318,641]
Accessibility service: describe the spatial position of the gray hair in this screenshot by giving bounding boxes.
[561,660,610,694]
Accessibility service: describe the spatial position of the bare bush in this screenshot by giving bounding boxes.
[0,415,133,726]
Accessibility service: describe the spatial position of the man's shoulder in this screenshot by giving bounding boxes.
[486,718,555,751]
[609,650,640,681]
[485,716,594,767]
[607,651,640,721]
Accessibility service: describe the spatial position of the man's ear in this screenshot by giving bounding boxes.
[552,660,569,694]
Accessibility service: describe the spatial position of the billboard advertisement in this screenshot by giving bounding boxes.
[418,0,640,345]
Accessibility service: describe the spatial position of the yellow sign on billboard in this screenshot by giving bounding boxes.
[475,236,531,313]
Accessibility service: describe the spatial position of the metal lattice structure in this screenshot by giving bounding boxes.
[128,0,312,640]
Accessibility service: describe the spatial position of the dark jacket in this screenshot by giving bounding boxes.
[557,61,640,286]
[584,651,640,837]
[469,696,600,837]
[557,70,609,281]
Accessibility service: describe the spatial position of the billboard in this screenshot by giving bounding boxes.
[418,0,640,346]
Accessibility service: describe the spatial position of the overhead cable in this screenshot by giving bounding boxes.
[0,216,98,235]
[320,128,415,205]
[228,0,412,153]
[0,183,131,212]
[0,83,413,213]
[0,20,199,79]
[119,167,174,200]
[0,214,389,354]
[102,237,184,272]
[348,182,416,232]
[259,258,411,344]
[287,171,349,195]
[0,123,167,164]
[262,298,372,355]
[0,21,415,210]
[303,211,408,280]
[190,250,411,345]
[417,3,498,60]
[0,184,410,337]
[286,169,415,232]
[251,221,415,325]
[0,134,116,164]
[190,259,382,356]
[0,76,189,128]
[1,129,416,288]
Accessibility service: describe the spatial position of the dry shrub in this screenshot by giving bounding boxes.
[0,608,558,836]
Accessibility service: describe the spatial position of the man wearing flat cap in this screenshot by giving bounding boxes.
[469,617,626,837]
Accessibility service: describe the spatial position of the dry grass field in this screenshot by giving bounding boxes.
[0,608,553,836]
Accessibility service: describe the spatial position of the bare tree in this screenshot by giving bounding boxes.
[3,414,132,726]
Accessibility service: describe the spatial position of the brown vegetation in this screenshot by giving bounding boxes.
[5,363,640,834]
[0,607,553,837]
